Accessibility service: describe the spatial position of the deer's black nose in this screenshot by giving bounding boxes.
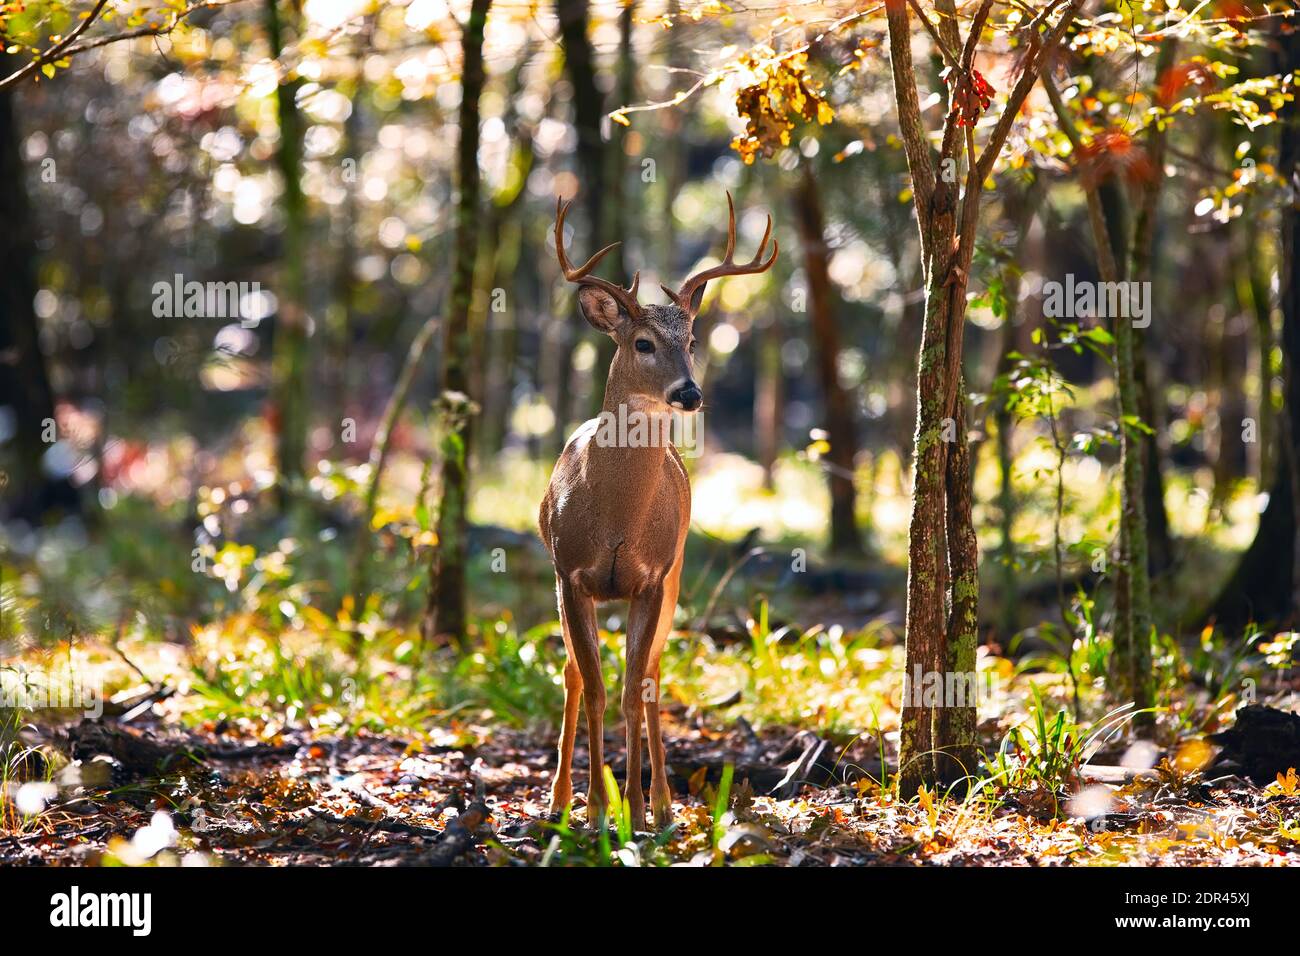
[669,381,703,411]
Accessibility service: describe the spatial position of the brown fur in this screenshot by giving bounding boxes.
[541,194,777,828]
[539,297,694,828]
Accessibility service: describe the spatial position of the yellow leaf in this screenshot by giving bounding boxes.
[1173,739,1213,773]
[688,765,708,795]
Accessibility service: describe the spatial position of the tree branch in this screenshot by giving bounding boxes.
[973,0,1082,185]
[906,0,960,70]
[1043,70,1121,282]
[0,1,222,91]
[0,0,112,91]
[938,0,994,166]
[885,0,936,221]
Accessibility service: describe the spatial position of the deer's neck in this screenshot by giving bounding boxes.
[586,380,674,498]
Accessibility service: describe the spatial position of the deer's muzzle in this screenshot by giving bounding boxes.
[668,381,703,412]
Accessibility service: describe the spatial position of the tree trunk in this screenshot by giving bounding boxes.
[424,0,492,649]
[0,61,79,523]
[937,385,978,782]
[328,57,366,438]
[989,180,1041,639]
[265,0,311,504]
[1044,73,1153,720]
[472,48,535,459]
[1209,19,1300,631]
[482,215,526,456]
[660,0,686,279]
[1108,204,1155,720]
[1233,210,1274,488]
[1129,37,1179,579]
[793,163,864,556]
[588,0,636,416]
[755,312,782,490]
[555,0,606,441]
[887,0,1079,792]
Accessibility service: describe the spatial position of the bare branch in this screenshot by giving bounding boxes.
[1042,70,1121,283]
[973,0,1082,185]
[885,0,936,219]
[1042,69,1085,153]
[906,0,960,70]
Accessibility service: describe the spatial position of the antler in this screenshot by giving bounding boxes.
[554,197,642,318]
[664,191,779,317]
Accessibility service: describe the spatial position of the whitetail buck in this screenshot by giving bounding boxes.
[541,193,778,827]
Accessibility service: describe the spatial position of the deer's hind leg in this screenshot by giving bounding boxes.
[548,578,584,817]
[559,578,607,824]
[644,552,683,828]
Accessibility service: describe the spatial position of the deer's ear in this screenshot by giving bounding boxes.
[687,282,707,317]
[577,287,625,335]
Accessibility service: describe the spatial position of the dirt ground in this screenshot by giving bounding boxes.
[5,707,1299,867]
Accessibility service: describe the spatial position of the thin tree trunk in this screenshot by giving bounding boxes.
[794,162,864,556]
[0,58,79,523]
[1129,37,1179,578]
[555,0,606,441]
[992,298,1019,640]
[265,0,310,504]
[1233,213,1274,488]
[1210,19,1300,631]
[482,216,527,455]
[424,0,492,649]
[589,0,636,415]
[351,314,441,613]
[660,0,686,278]
[1045,73,1153,721]
[989,180,1041,639]
[755,312,782,490]
[329,54,366,437]
[471,48,534,459]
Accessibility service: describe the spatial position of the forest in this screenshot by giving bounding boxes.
[1,0,1300,885]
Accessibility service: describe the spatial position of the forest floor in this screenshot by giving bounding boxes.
[3,452,1298,866]
[5,696,1300,867]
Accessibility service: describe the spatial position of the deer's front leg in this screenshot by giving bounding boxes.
[645,555,682,829]
[644,659,671,828]
[624,582,666,829]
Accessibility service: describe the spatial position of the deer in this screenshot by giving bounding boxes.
[540,192,778,828]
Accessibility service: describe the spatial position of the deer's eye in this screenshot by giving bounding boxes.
[689,339,697,353]
[635,339,655,354]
